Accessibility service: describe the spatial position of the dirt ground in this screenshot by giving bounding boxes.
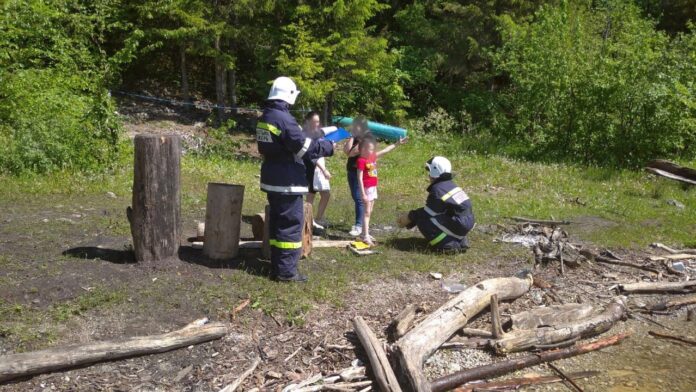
[1,100,695,391]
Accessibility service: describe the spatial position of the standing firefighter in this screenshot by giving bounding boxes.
[257,77,334,282]
[403,156,474,251]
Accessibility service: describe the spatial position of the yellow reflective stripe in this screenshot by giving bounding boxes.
[441,187,463,201]
[257,122,281,136]
[270,239,302,249]
[429,232,447,246]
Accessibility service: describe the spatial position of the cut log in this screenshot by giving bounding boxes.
[645,159,696,186]
[203,183,245,260]
[453,370,600,392]
[650,294,696,311]
[510,304,594,330]
[580,250,661,274]
[493,298,626,354]
[0,321,227,382]
[648,253,696,261]
[352,317,402,392]
[262,205,271,259]
[302,202,313,258]
[219,356,261,392]
[129,134,181,263]
[430,333,630,392]
[251,213,265,241]
[390,304,417,340]
[620,281,696,293]
[394,273,534,392]
[510,216,571,225]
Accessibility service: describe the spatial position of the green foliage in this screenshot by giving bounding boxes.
[277,0,409,122]
[0,0,141,174]
[492,0,696,166]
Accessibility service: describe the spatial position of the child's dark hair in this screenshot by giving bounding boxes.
[304,110,320,121]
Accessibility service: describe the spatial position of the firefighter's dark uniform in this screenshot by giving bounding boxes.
[256,100,333,279]
[407,174,474,250]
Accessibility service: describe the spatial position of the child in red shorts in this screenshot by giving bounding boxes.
[356,136,407,245]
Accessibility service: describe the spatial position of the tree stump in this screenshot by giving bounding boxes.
[203,183,245,260]
[129,134,181,263]
[262,205,271,260]
[259,203,313,259]
[302,202,313,258]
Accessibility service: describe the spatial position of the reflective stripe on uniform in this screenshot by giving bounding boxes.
[424,206,442,216]
[257,122,281,135]
[441,187,463,201]
[296,137,312,158]
[260,183,309,193]
[270,239,302,249]
[429,232,447,246]
[430,217,465,240]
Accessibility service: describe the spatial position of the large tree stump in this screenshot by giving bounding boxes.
[129,134,181,263]
[259,203,313,260]
[203,183,245,260]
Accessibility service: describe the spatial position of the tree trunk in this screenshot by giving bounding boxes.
[214,35,226,124]
[394,273,534,392]
[431,333,630,392]
[129,134,181,264]
[0,321,227,383]
[493,299,626,354]
[203,183,245,260]
[228,68,237,110]
[180,44,191,102]
[352,317,403,392]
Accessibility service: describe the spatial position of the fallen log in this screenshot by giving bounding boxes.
[352,317,402,392]
[390,304,417,340]
[648,331,696,346]
[430,333,630,392]
[493,298,626,354]
[510,216,571,225]
[509,304,594,330]
[219,356,261,392]
[580,250,661,274]
[650,294,696,311]
[394,273,534,392]
[645,159,696,186]
[452,370,600,392]
[648,253,696,262]
[0,320,227,383]
[620,281,696,294]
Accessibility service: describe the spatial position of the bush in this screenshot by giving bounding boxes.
[0,69,120,174]
[493,0,696,166]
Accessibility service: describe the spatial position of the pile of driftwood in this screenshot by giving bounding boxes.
[287,272,630,392]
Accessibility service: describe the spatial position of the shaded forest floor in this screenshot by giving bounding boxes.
[1,101,695,391]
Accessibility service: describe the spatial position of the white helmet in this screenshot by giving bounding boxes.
[267,76,300,105]
[425,156,452,178]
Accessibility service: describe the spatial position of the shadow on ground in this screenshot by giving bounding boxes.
[62,247,136,264]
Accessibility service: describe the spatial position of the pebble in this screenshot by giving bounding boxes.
[666,199,685,209]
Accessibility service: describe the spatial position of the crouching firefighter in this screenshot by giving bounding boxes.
[256,76,334,282]
[405,156,475,251]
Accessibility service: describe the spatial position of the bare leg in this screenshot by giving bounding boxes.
[305,192,315,207]
[361,200,375,245]
[316,191,330,221]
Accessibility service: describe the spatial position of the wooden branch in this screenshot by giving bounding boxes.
[510,216,571,225]
[620,281,696,293]
[650,294,696,311]
[651,242,696,255]
[648,331,696,346]
[490,294,504,339]
[510,304,594,330]
[645,159,696,186]
[430,333,630,392]
[648,254,696,262]
[493,299,626,354]
[548,363,584,392]
[580,250,661,274]
[391,304,417,340]
[452,370,600,392]
[352,317,402,392]
[460,328,494,338]
[219,356,261,392]
[394,273,534,392]
[0,321,227,382]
